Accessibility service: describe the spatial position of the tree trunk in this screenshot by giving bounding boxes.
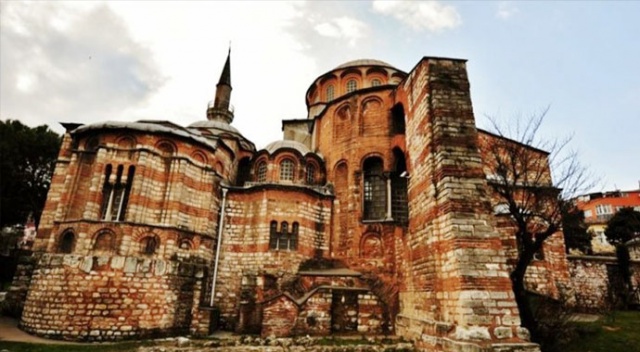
[511,252,539,343]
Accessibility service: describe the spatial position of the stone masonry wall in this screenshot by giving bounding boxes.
[568,255,640,311]
[20,253,206,341]
[213,187,332,328]
[396,58,537,351]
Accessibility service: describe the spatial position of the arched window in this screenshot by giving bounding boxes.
[363,157,386,220]
[279,159,294,181]
[346,79,357,93]
[100,164,135,221]
[140,236,159,255]
[306,164,316,185]
[326,85,335,101]
[256,161,267,182]
[269,221,298,251]
[59,231,75,254]
[371,79,381,87]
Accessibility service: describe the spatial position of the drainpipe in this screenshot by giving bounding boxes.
[210,186,228,307]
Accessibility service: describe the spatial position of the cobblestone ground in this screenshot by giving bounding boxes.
[137,336,416,352]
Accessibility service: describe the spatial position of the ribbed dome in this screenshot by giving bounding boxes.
[263,140,311,156]
[335,59,395,70]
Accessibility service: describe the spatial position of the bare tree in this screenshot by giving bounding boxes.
[481,107,594,342]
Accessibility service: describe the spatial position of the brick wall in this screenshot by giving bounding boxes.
[213,186,333,327]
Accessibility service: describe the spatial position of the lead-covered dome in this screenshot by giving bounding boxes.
[305,59,407,113]
[263,140,311,156]
[335,59,396,70]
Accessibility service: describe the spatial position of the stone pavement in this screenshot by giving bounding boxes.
[0,316,82,345]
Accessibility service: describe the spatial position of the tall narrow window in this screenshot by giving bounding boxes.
[391,148,409,225]
[256,161,267,182]
[280,159,294,181]
[391,103,406,134]
[269,221,278,249]
[306,164,316,185]
[236,157,252,186]
[346,79,357,93]
[59,231,75,254]
[363,157,386,220]
[279,222,289,250]
[101,164,135,221]
[326,85,335,101]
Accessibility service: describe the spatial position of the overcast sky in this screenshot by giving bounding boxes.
[1,1,638,192]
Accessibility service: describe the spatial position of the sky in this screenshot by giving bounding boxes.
[1,1,638,192]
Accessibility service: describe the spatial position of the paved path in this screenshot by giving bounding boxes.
[0,316,82,345]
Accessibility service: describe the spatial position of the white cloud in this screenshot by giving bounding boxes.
[372,0,461,32]
[0,1,319,148]
[0,2,165,130]
[314,16,368,47]
[496,2,519,20]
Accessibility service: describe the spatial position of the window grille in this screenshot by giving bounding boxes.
[306,164,316,184]
[326,85,335,101]
[280,159,294,181]
[346,80,357,93]
[256,162,267,182]
[391,177,408,224]
[363,158,386,220]
[371,79,381,87]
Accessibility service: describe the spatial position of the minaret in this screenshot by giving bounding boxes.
[207,48,234,124]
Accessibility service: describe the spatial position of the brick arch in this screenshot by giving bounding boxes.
[178,237,194,250]
[360,153,385,170]
[139,234,161,255]
[190,150,208,165]
[361,96,384,135]
[339,67,362,79]
[334,103,353,142]
[91,228,119,254]
[155,139,177,156]
[116,135,136,149]
[360,232,383,258]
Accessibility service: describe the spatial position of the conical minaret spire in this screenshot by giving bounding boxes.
[207,47,234,123]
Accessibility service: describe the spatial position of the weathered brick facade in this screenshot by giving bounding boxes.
[12,55,582,351]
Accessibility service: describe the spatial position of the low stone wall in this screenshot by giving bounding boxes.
[20,253,208,341]
[4,251,36,309]
[568,255,640,311]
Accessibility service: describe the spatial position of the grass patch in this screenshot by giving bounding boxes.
[565,311,640,352]
[0,341,148,352]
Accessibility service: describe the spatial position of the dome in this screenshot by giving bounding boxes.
[188,120,241,135]
[263,140,311,156]
[335,59,395,70]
